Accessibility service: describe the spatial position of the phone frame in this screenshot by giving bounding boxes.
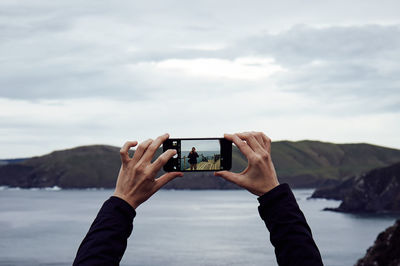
[163,138,232,172]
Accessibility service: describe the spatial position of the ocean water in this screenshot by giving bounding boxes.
[0,188,398,266]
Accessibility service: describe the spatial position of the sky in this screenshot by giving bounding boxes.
[0,0,400,158]
[181,140,219,153]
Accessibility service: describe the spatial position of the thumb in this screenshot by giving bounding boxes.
[154,172,183,191]
[214,171,242,186]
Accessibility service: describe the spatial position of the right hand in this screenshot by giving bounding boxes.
[214,132,279,196]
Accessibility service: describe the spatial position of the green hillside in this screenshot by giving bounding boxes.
[0,145,121,188]
[229,140,400,187]
[1,140,400,189]
[271,141,400,186]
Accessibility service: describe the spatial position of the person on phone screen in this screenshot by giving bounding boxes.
[188,147,199,170]
[73,132,323,266]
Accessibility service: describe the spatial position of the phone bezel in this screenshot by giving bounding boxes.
[163,138,232,172]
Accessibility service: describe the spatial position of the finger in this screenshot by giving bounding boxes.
[151,149,177,173]
[132,139,153,163]
[154,172,183,191]
[260,133,272,153]
[214,171,243,187]
[236,132,264,153]
[140,133,169,163]
[120,141,138,163]
[224,133,254,158]
[252,131,266,149]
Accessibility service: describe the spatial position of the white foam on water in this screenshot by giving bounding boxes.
[44,186,61,191]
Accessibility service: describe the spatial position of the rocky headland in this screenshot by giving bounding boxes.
[312,162,400,213]
[356,219,400,266]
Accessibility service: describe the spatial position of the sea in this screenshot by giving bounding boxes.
[0,187,398,266]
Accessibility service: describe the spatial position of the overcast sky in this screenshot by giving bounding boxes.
[1,0,400,158]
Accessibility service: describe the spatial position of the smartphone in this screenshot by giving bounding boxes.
[163,138,232,172]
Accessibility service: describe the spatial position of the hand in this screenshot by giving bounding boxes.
[113,133,183,209]
[214,132,279,196]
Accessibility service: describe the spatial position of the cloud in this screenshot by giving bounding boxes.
[155,57,285,80]
[239,25,400,64]
[232,25,400,113]
[1,0,400,157]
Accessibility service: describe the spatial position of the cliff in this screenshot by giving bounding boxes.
[312,162,400,213]
[311,177,355,200]
[356,220,400,266]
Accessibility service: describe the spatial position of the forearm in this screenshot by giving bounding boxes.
[73,196,136,266]
[258,184,323,266]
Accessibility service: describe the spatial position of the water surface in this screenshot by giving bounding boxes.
[0,189,398,266]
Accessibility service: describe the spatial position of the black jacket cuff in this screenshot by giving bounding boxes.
[257,183,295,220]
[104,196,136,222]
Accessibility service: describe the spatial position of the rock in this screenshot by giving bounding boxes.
[311,176,356,200]
[314,162,400,213]
[338,162,400,213]
[356,220,400,266]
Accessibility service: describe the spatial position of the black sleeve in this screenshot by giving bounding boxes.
[258,183,323,266]
[73,196,136,266]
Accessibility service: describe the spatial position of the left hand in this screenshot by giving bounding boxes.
[113,133,183,209]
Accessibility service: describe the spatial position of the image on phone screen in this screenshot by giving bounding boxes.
[163,138,232,172]
[180,139,220,171]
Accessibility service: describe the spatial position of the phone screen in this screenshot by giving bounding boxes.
[163,138,232,172]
